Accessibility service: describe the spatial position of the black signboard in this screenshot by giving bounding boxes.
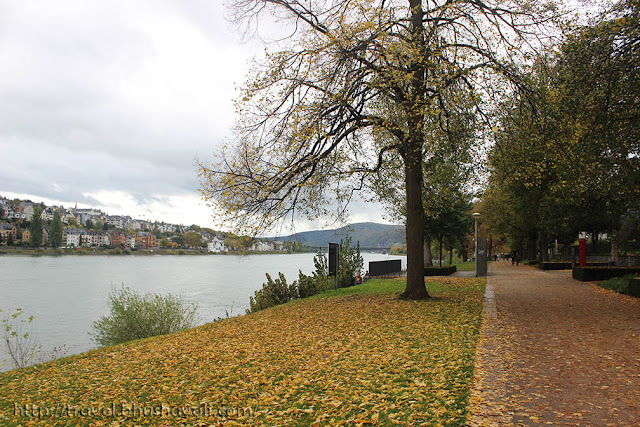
[369,260,401,277]
[328,243,338,276]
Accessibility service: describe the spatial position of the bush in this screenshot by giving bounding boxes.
[538,261,609,270]
[598,275,637,295]
[337,235,363,288]
[247,249,333,313]
[1,308,41,369]
[297,270,332,299]
[1,309,68,370]
[538,261,572,270]
[630,278,640,297]
[91,285,198,347]
[573,266,640,281]
[248,273,298,313]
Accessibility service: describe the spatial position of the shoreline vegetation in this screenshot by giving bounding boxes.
[0,276,485,425]
[0,247,317,256]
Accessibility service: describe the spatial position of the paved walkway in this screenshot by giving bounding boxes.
[467,261,640,426]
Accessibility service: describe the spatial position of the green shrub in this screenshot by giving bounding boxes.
[573,266,640,281]
[630,278,640,297]
[598,275,636,295]
[248,273,298,313]
[337,235,363,288]
[538,261,572,270]
[297,270,332,299]
[91,285,198,347]
[247,249,333,313]
[539,261,609,270]
[1,308,41,369]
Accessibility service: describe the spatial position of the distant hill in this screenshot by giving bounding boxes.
[274,222,405,249]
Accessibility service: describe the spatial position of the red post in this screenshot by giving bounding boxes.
[579,238,587,267]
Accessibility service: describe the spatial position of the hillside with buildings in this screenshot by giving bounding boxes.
[0,196,287,253]
[0,196,403,254]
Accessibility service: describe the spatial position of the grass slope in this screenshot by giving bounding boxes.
[0,277,485,426]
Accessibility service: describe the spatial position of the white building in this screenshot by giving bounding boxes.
[1,202,12,218]
[207,237,227,253]
[252,241,274,252]
[64,228,83,247]
[106,215,125,228]
[98,232,110,247]
[155,222,177,233]
[41,208,55,222]
[128,220,142,231]
[21,203,35,220]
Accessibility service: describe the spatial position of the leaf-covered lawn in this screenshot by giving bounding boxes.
[0,278,485,426]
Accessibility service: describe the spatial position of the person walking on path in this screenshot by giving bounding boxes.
[468,261,640,426]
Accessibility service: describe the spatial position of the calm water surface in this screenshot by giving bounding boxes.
[0,253,405,368]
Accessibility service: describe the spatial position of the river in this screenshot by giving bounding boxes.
[0,252,405,370]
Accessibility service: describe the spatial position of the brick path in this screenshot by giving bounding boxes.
[467,261,640,426]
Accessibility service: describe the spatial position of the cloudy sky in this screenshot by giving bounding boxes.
[0,0,391,234]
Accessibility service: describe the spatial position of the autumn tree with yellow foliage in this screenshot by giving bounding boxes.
[481,0,640,259]
[199,0,560,299]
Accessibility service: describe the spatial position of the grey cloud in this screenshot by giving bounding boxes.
[0,0,236,206]
[0,1,392,229]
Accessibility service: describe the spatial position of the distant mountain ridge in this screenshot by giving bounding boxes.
[274,222,405,248]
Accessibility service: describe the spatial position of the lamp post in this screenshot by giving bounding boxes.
[472,212,481,276]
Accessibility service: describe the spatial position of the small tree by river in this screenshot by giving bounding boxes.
[91,285,198,347]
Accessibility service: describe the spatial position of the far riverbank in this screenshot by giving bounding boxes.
[0,247,318,256]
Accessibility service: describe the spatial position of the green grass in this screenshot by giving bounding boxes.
[309,277,406,298]
[598,274,637,295]
[455,261,476,271]
[1,277,486,426]
[456,260,495,271]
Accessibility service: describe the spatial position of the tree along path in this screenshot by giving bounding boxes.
[467,261,640,426]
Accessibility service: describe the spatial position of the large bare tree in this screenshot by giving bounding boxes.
[199,0,558,299]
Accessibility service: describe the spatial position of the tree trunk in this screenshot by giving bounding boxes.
[401,0,429,300]
[402,148,428,299]
[438,235,443,267]
[424,236,433,267]
[527,236,536,261]
[449,248,453,265]
[539,228,548,262]
[488,235,493,259]
[611,238,619,266]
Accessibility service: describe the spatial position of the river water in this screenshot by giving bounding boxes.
[0,253,405,369]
